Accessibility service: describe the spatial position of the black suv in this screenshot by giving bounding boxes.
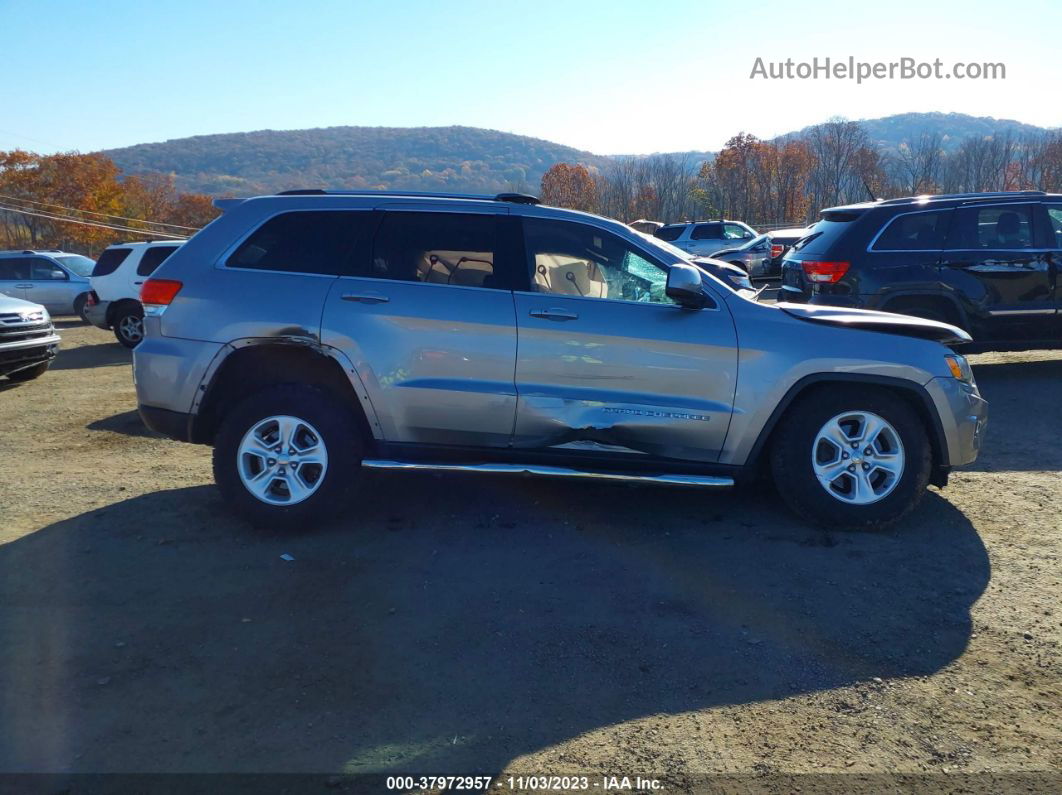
[781,191,1062,343]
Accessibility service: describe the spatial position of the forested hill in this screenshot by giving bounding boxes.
[103,126,611,196]
[102,114,1054,196]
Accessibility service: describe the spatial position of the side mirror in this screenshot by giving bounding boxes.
[665,262,706,309]
[743,231,754,239]
[49,269,67,280]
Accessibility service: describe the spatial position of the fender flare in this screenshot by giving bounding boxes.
[743,372,950,472]
[189,336,384,444]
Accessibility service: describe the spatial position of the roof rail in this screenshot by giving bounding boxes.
[879,190,1046,206]
[273,188,541,205]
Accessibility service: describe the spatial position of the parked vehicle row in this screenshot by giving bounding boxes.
[781,190,1062,344]
[84,240,185,347]
[711,227,814,280]
[0,292,60,382]
[130,189,985,532]
[0,249,94,319]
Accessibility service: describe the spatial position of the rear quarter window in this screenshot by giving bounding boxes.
[226,211,376,275]
[790,214,863,256]
[92,248,132,277]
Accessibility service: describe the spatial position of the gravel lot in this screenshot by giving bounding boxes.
[0,321,1059,788]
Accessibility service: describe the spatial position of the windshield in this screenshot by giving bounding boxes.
[55,254,95,277]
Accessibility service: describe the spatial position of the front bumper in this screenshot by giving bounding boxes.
[925,376,988,468]
[84,299,111,330]
[0,323,60,377]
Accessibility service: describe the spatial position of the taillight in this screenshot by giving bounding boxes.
[770,244,784,259]
[801,260,850,284]
[140,279,183,315]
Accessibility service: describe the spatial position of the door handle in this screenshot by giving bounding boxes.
[15,284,33,289]
[133,281,144,286]
[341,292,390,304]
[529,308,579,321]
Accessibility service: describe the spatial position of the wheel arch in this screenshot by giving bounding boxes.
[880,290,970,330]
[744,373,950,487]
[106,297,142,326]
[190,339,381,447]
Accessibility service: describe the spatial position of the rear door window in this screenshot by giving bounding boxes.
[227,211,375,275]
[949,204,1036,250]
[136,246,179,276]
[0,258,30,280]
[368,212,502,289]
[871,210,952,251]
[654,225,685,242]
[92,248,132,277]
[691,223,724,240]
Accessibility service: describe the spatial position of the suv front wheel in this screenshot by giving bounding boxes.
[213,384,363,529]
[770,386,932,529]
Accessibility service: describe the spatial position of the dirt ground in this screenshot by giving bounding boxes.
[0,321,1059,789]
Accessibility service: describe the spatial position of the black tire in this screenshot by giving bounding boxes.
[73,293,89,323]
[770,386,932,530]
[113,304,144,348]
[6,361,50,382]
[212,384,363,530]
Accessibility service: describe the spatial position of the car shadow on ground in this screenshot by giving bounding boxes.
[52,318,90,330]
[967,357,1062,472]
[86,409,165,439]
[0,475,988,775]
[51,343,130,371]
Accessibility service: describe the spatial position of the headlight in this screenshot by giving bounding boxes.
[945,354,974,383]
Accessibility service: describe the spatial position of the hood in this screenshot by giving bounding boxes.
[0,293,47,315]
[711,247,742,258]
[778,302,972,346]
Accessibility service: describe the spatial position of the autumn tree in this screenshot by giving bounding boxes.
[540,163,597,212]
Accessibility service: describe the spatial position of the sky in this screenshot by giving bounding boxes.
[2,0,1058,156]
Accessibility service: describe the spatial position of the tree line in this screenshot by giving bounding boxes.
[0,150,219,255]
[540,118,1062,228]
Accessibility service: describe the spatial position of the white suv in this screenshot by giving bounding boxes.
[654,220,757,257]
[85,240,184,347]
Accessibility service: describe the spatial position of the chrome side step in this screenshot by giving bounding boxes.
[361,459,734,488]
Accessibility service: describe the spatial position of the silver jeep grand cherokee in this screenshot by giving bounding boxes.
[134,191,987,529]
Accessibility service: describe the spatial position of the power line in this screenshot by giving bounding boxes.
[0,203,188,239]
[0,192,201,231]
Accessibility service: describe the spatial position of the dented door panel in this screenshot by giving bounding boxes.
[512,293,738,462]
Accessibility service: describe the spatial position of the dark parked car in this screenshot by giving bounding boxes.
[766,226,813,277]
[781,191,1062,343]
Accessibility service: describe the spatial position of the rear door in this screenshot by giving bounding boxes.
[1042,202,1062,335]
[511,216,737,463]
[0,258,30,301]
[321,206,520,448]
[939,202,1054,334]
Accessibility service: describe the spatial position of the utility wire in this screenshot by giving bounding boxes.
[0,203,188,239]
[0,192,200,231]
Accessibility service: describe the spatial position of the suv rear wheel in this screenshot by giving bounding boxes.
[113,304,144,348]
[770,386,932,529]
[213,384,363,529]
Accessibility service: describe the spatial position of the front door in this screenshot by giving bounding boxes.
[940,203,1055,336]
[321,207,520,448]
[512,216,738,463]
[24,257,73,312]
